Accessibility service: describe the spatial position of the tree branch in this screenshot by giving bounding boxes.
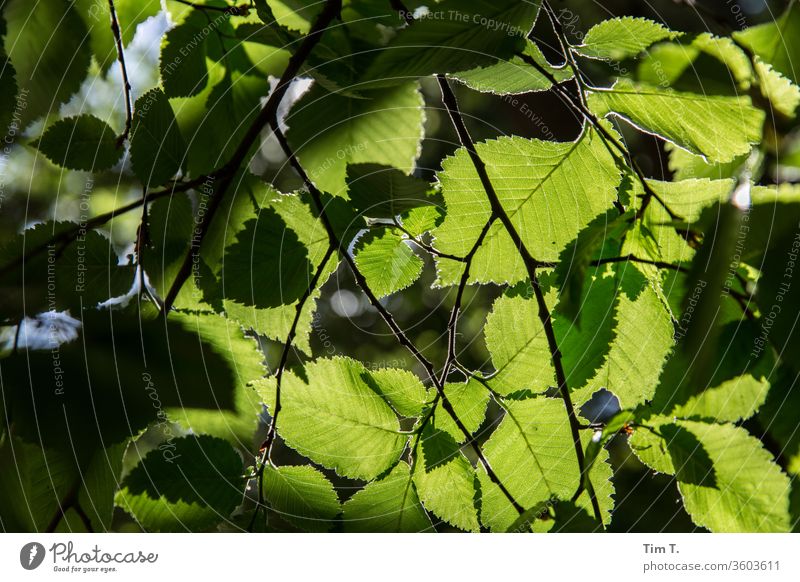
[162,0,343,312]
[270,120,526,515]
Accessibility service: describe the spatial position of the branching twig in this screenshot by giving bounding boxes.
[435,73,603,524]
[270,120,526,515]
[439,217,496,385]
[162,0,343,312]
[389,219,468,263]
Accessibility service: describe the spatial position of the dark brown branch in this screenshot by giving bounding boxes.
[107,0,133,147]
[162,0,343,312]
[436,73,602,524]
[439,217,496,385]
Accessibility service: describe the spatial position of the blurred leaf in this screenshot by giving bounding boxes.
[117,435,244,532]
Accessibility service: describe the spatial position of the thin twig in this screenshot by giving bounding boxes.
[248,244,335,531]
[389,219,468,263]
[439,217,496,386]
[107,0,133,147]
[162,0,343,313]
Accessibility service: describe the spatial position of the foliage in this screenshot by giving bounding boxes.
[1,0,799,533]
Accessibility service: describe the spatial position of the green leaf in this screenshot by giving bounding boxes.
[221,209,314,309]
[130,89,187,186]
[636,34,752,94]
[116,435,245,532]
[264,0,323,33]
[485,294,555,397]
[631,178,733,265]
[413,443,479,531]
[366,367,429,418]
[222,191,337,354]
[33,115,122,171]
[163,312,266,443]
[479,396,575,530]
[2,310,264,450]
[262,465,340,532]
[360,0,540,86]
[160,10,218,98]
[276,358,407,481]
[648,318,774,424]
[4,0,92,124]
[734,2,800,84]
[746,194,800,368]
[342,462,432,532]
[578,17,680,61]
[354,230,423,298]
[554,209,631,323]
[563,264,675,408]
[759,365,800,476]
[450,40,573,95]
[174,70,267,175]
[287,82,424,195]
[433,379,490,443]
[587,79,764,163]
[477,396,613,531]
[0,54,18,138]
[667,144,750,182]
[432,127,621,285]
[77,443,127,532]
[141,193,211,311]
[631,420,791,532]
[755,58,800,118]
[346,163,438,219]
